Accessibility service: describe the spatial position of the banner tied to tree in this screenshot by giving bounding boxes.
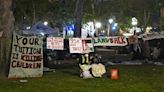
[94,36,128,46]
[8,32,43,78]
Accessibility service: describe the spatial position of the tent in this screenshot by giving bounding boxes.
[22,22,59,36]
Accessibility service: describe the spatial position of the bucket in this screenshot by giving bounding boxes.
[110,69,118,80]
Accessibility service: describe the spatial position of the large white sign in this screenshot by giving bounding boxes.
[47,37,64,50]
[69,38,94,54]
[94,36,128,46]
[69,38,83,53]
[8,33,43,78]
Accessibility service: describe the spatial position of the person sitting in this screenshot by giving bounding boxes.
[90,53,106,77]
[90,53,102,64]
[91,63,106,77]
[78,53,93,79]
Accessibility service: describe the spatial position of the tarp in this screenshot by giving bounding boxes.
[139,32,164,40]
[23,22,59,35]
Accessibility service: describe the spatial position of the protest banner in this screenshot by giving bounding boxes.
[8,33,43,78]
[47,37,64,50]
[69,38,83,53]
[94,36,128,46]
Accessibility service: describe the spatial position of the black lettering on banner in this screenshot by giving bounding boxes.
[13,44,41,54]
[14,44,18,52]
[16,35,41,45]
[22,38,28,45]
[35,38,39,45]
[12,53,18,59]
[16,35,22,44]
[11,60,41,68]
[29,38,35,45]
[23,63,32,68]
[11,60,17,68]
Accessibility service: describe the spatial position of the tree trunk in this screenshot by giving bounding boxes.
[142,40,150,59]
[143,10,150,32]
[160,17,164,31]
[0,0,14,77]
[74,0,84,37]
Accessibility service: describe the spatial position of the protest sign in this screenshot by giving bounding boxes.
[47,37,64,50]
[69,38,83,53]
[8,33,43,78]
[69,38,94,54]
[82,38,94,53]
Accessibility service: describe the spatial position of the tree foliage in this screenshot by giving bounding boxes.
[14,0,75,27]
[85,0,162,31]
[13,0,163,31]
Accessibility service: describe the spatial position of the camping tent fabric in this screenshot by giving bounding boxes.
[23,22,59,35]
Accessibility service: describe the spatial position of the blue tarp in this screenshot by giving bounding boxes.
[23,22,59,35]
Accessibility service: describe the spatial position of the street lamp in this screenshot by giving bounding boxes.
[109,19,113,24]
[44,21,48,26]
[108,18,113,36]
[95,22,102,28]
[95,22,102,36]
[112,23,118,30]
[114,23,118,27]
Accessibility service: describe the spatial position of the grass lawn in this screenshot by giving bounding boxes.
[0,65,164,92]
